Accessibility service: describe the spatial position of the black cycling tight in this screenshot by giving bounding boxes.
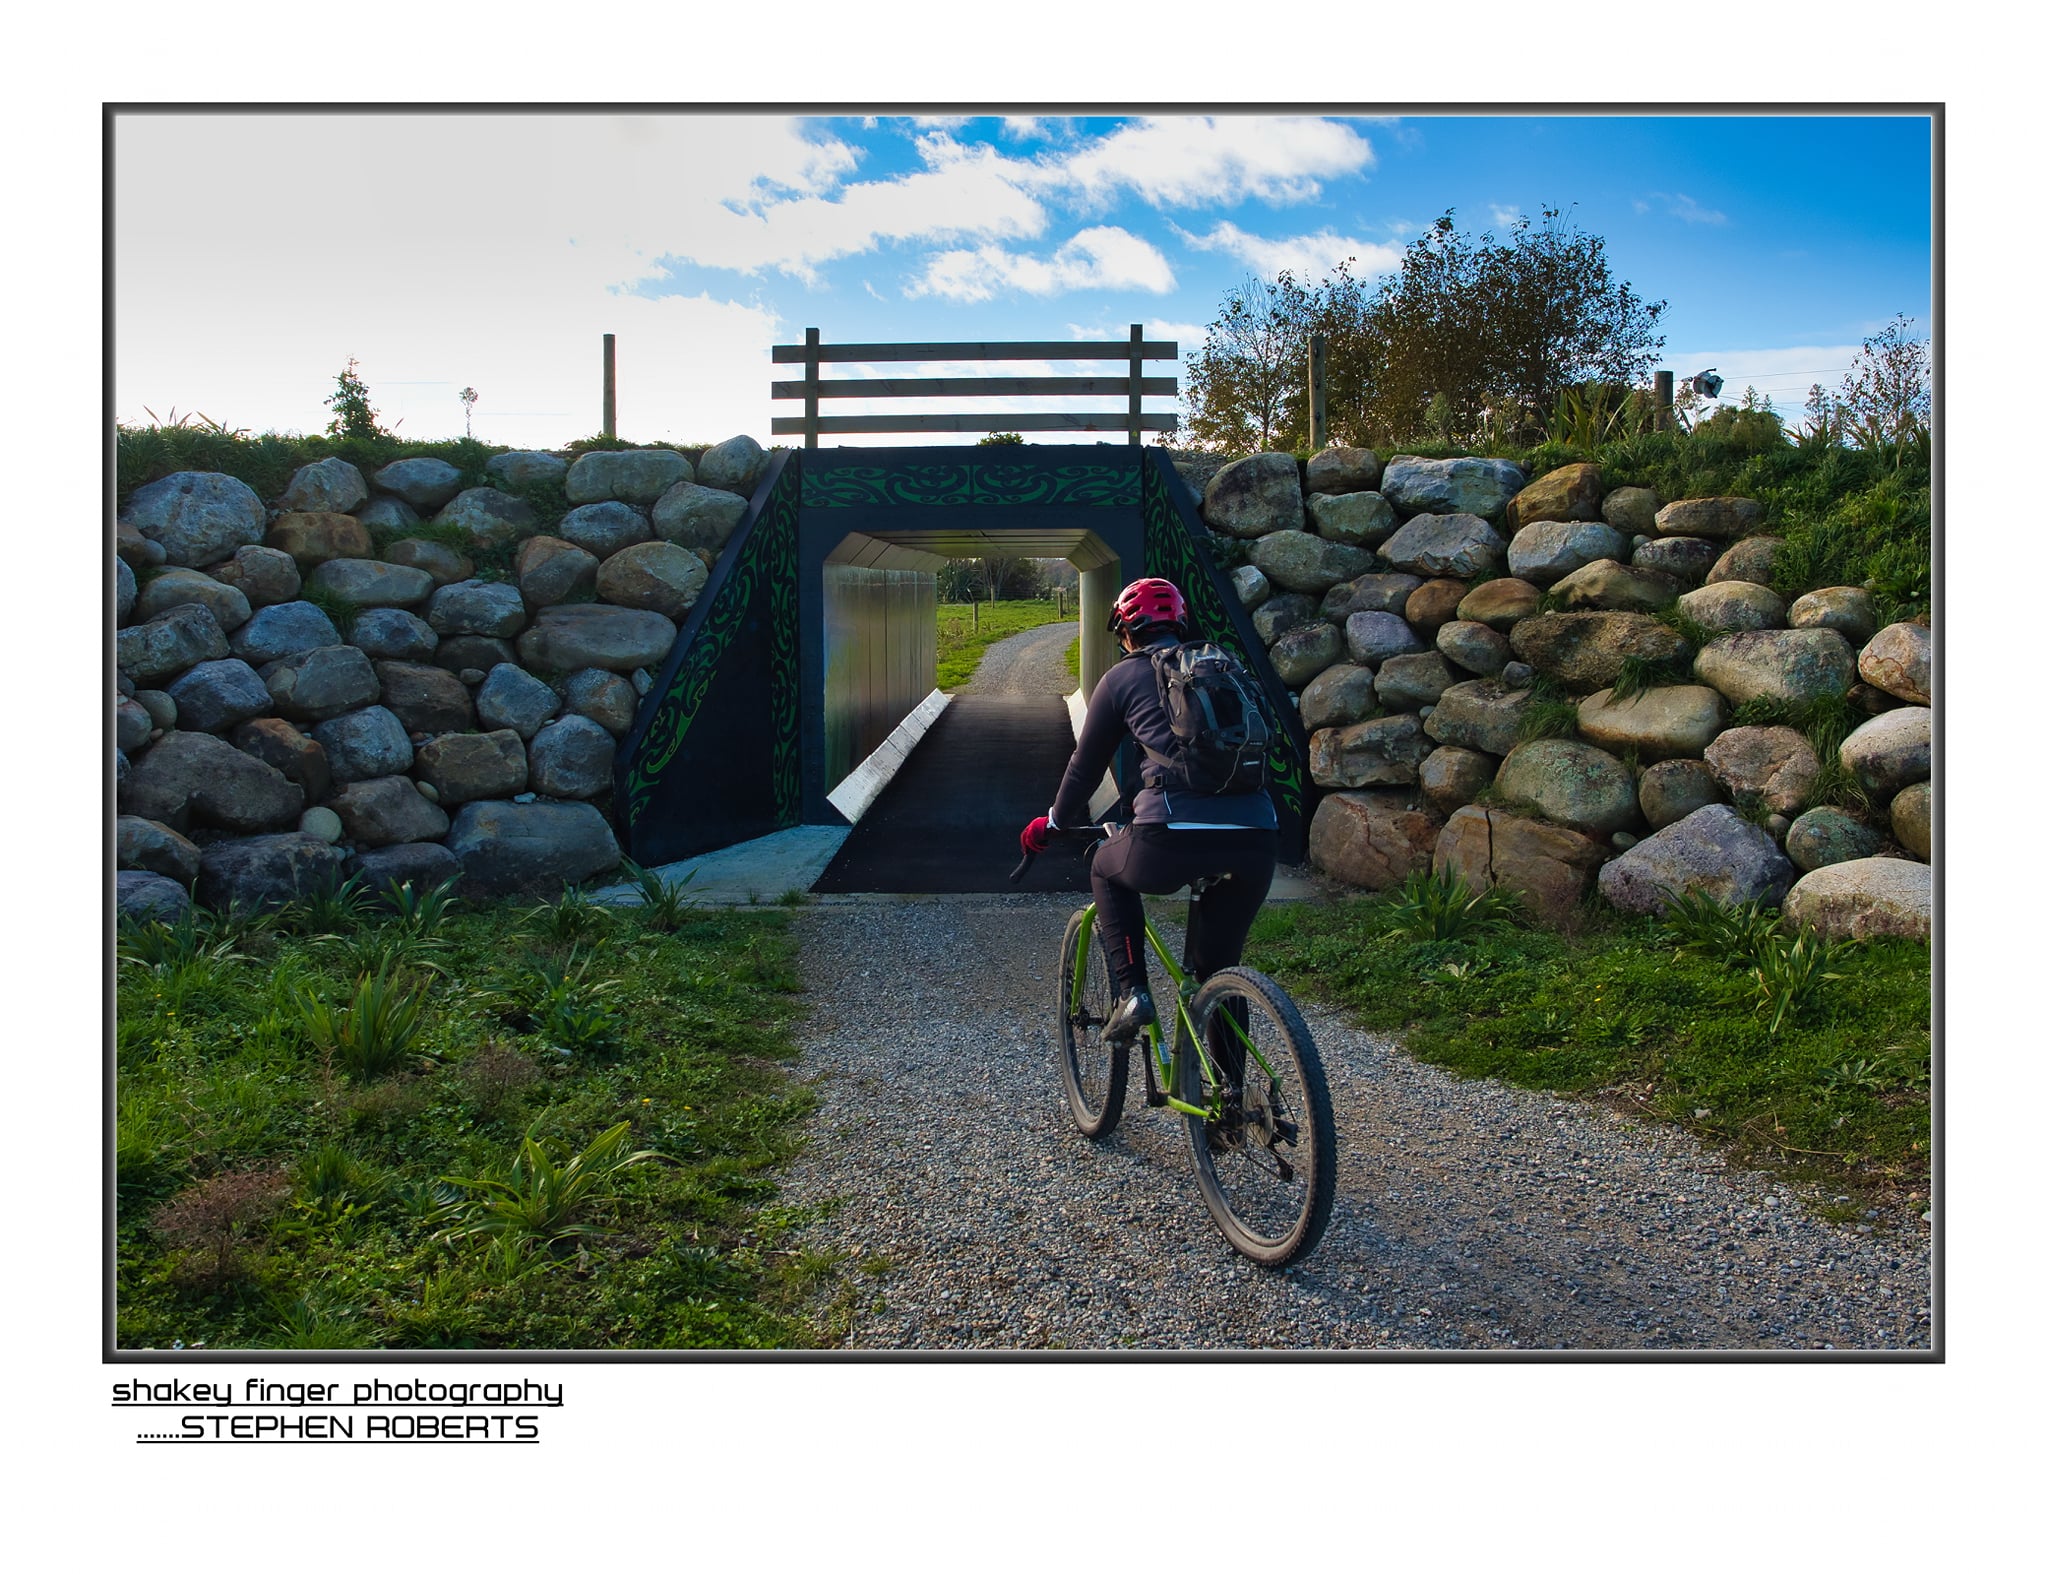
[1089,825,1277,996]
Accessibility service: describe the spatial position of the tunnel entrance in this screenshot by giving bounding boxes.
[612,445,1311,888]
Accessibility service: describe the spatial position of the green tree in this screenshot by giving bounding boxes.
[1835,314,1931,444]
[1182,274,1312,451]
[325,358,385,441]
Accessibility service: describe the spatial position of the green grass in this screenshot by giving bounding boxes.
[116,894,824,1350]
[935,599,1075,691]
[1243,894,1931,1208]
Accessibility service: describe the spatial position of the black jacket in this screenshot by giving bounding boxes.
[1049,641,1278,831]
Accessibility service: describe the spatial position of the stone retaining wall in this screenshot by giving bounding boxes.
[1193,448,1932,942]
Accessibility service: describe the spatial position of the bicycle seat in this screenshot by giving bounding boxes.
[1186,872,1234,897]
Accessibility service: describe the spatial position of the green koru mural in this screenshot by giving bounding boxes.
[803,461,1138,510]
[1142,464,1304,823]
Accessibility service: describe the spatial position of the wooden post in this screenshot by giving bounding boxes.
[804,327,821,450]
[602,333,617,439]
[1128,322,1144,446]
[1654,370,1674,432]
[1308,333,1328,450]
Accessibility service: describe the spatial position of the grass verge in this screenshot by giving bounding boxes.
[116,891,824,1350]
[1241,893,1931,1214]
[936,599,1073,691]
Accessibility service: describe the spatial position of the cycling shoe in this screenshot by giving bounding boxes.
[1104,987,1155,1045]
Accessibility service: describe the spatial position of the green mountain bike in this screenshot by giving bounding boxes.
[1013,831,1337,1268]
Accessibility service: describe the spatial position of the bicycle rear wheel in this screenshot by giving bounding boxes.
[1057,907,1127,1138]
[1177,966,1336,1267]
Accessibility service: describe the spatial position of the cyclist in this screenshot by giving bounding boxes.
[1019,577,1277,1048]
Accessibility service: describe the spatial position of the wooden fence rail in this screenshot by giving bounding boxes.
[771,324,1177,447]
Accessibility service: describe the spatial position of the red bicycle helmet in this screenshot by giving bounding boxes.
[1109,577,1189,639]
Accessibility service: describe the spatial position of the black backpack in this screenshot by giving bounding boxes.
[1144,641,1274,797]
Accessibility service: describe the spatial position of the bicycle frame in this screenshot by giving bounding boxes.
[1066,902,1280,1119]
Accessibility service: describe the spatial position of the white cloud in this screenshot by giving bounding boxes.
[1646,191,1728,225]
[907,227,1176,302]
[1036,115,1376,210]
[1176,221,1403,283]
[1490,204,1522,229]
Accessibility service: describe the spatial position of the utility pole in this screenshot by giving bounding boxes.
[1308,333,1328,449]
[1654,370,1673,433]
[602,333,617,439]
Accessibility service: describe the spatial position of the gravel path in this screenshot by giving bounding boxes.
[967,618,1077,698]
[778,897,1932,1351]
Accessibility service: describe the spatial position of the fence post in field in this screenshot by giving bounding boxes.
[602,334,617,439]
[804,328,821,450]
[1128,323,1144,445]
[1654,370,1674,432]
[1308,333,1328,450]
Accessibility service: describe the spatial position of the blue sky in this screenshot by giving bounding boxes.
[113,111,1933,449]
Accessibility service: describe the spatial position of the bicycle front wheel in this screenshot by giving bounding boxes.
[1177,967,1337,1267]
[1057,907,1127,1138]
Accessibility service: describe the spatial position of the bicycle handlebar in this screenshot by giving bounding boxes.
[1008,823,1118,885]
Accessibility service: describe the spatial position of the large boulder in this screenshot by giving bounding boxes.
[165,658,271,733]
[195,833,348,913]
[1782,857,1930,942]
[651,484,749,552]
[1677,580,1786,634]
[1202,454,1304,539]
[382,539,475,589]
[1423,679,1532,758]
[1304,447,1381,495]
[327,775,450,847]
[515,537,600,608]
[116,558,137,624]
[357,496,420,536]
[117,816,202,884]
[1298,663,1379,732]
[1859,621,1932,705]
[371,458,465,511]
[1436,619,1512,678]
[372,661,475,735]
[475,664,560,740]
[1248,530,1375,594]
[1432,806,1605,927]
[1308,714,1430,788]
[211,544,302,608]
[1343,610,1424,666]
[427,579,528,639]
[1704,725,1820,815]
[445,799,623,898]
[262,644,380,724]
[310,706,413,784]
[1493,739,1638,836]
[562,669,640,735]
[348,840,464,894]
[1379,512,1505,578]
[1788,586,1878,645]
[1510,611,1691,693]
[435,488,540,549]
[516,605,678,674]
[232,717,330,805]
[119,603,230,686]
[1507,521,1631,587]
[1418,746,1496,816]
[278,457,368,514]
[1548,559,1680,614]
[1253,593,1316,646]
[1309,790,1442,891]
[1456,578,1542,631]
[134,567,253,633]
[1269,622,1344,687]
[116,696,154,752]
[265,512,374,568]
[121,472,266,567]
[1637,758,1723,831]
[1306,490,1397,546]
[122,730,303,833]
[484,450,569,489]
[1838,706,1931,802]
[596,541,710,617]
[119,870,192,923]
[1705,536,1785,588]
[229,601,341,666]
[349,608,439,662]
[1322,572,1421,621]
[414,729,528,806]
[1596,804,1795,916]
[1653,496,1763,540]
[527,715,617,799]
[1631,536,1719,588]
[1574,684,1726,761]
[1374,651,1458,710]
[1891,781,1931,861]
[1379,456,1525,523]
[1601,486,1660,535]
[117,519,168,570]
[1785,806,1885,873]
[305,558,436,609]
[566,449,694,507]
[1402,579,1468,634]
[434,635,516,677]
[1505,462,1603,529]
[558,500,654,560]
[1693,628,1857,708]
[696,434,770,497]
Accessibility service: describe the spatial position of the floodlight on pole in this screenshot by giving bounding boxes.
[1689,369,1724,400]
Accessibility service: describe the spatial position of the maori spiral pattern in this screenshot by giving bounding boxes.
[802,460,1138,510]
[764,486,801,826]
[1141,461,1305,823]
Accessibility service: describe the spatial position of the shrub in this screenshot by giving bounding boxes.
[1383,868,1525,943]
[296,962,435,1079]
[149,1166,291,1285]
[435,1121,656,1265]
